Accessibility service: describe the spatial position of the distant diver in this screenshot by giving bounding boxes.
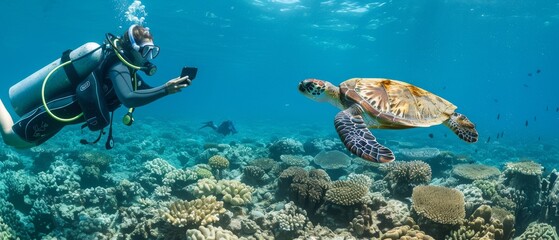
[200,120,238,136]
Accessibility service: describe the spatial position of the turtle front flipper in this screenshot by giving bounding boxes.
[334,105,395,163]
[444,112,479,143]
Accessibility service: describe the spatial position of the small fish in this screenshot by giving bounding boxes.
[500,131,504,138]
[523,84,529,88]
[525,120,528,127]
[444,133,447,138]
[497,113,500,120]
[528,73,533,77]
[428,133,434,139]
[486,136,491,143]
[556,107,558,112]
[534,116,537,121]
[536,69,541,74]
[496,133,499,139]
[547,106,549,111]
[493,98,499,103]
[538,136,541,141]
[475,149,478,153]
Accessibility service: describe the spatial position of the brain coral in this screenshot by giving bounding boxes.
[325,174,372,206]
[208,155,230,169]
[412,185,465,225]
[516,222,558,240]
[162,196,225,227]
[452,164,500,181]
[313,150,352,170]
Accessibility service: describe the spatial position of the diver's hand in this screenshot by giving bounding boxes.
[165,76,192,94]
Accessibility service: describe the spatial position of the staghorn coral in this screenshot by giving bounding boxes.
[445,205,515,240]
[313,150,352,170]
[412,185,465,225]
[280,154,310,167]
[383,160,432,198]
[452,164,500,182]
[162,196,225,227]
[186,225,239,240]
[516,222,558,240]
[325,174,371,206]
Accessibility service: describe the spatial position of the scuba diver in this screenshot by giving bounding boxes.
[200,120,237,136]
[0,25,193,149]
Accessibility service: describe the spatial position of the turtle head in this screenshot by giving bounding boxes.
[298,79,339,103]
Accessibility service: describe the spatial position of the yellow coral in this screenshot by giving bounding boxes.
[191,178,219,197]
[412,185,465,225]
[186,225,239,240]
[162,196,225,227]
[217,180,253,206]
[208,155,230,169]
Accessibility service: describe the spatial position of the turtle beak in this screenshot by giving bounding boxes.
[298,82,306,93]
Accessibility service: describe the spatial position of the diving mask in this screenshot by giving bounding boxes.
[128,24,160,60]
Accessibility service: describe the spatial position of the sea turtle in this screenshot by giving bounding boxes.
[298,78,478,163]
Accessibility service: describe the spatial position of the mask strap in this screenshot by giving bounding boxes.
[128,24,140,51]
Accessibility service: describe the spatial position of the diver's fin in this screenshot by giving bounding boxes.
[200,121,218,130]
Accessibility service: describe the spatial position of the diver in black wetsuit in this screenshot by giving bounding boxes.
[0,25,192,148]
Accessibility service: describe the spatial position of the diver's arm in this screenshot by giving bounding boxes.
[109,64,169,108]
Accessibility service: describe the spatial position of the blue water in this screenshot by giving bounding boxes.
[1,0,559,238]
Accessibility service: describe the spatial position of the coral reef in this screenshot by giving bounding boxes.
[279,154,309,167]
[382,160,432,198]
[325,174,371,206]
[446,205,515,240]
[313,150,352,170]
[277,167,331,212]
[268,138,305,160]
[186,225,239,240]
[515,222,558,240]
[190,178,253,206]
[452,164,500,182]
[399,147,441,160]
[162,196,226,227]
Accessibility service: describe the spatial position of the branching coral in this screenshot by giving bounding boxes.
[383,160,432,198]
[186,225,239,240]
[412,185,465,225]
[452,164,500,181]
[162,196,225,227]
[189,179,253,206]
[445,205,515,240]
[325,174,371,206]
[208,155,230,170]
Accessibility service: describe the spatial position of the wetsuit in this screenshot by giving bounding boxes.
[11,53,168,145]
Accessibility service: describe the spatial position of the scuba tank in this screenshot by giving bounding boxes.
[8,42,104,116]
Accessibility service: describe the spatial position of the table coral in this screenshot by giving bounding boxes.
[325,174,371,206]
[313,150,352,170]
[162,196,226,227]
[412,185,465,225]
[280,154,310,167]
[399,147,441,160]
[452,164,500,182]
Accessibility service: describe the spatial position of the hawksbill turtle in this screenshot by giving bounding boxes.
[298,78,478,163]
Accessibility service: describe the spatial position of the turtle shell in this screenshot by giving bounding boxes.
[339,78,457,127]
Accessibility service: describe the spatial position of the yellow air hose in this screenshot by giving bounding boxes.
[41,61,84,122]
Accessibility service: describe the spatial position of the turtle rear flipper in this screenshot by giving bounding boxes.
[334,105,395,163]
[444,112,479,143]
